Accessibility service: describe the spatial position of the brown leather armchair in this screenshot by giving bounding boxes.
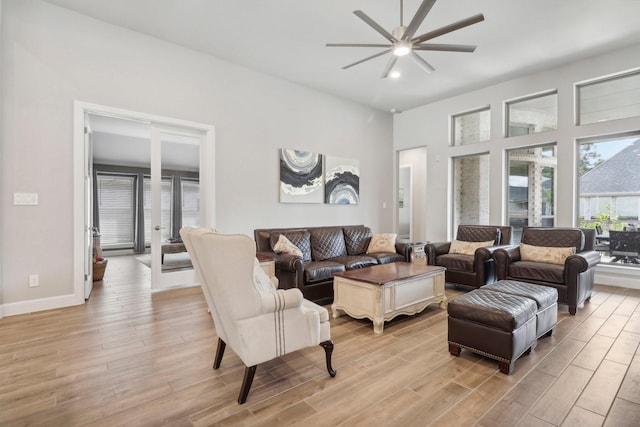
[425,225,512,288]
[494,227,601,315]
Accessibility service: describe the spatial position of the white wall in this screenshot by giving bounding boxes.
[0,0,394,312]
[394,43,640,287]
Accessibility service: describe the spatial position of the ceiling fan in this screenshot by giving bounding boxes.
[326,0,484,78]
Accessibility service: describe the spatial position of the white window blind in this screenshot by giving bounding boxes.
[181,179,200,228]
[97,174,135,248]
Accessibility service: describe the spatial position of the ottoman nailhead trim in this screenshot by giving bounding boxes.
[448,341,511,364]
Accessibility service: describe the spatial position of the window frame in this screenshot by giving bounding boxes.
[505,142,558,243]
[504,89,558,138]
[450,105,491,146]
[575,67,640,126]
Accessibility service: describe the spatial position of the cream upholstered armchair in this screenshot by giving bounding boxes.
[180,228,335,404]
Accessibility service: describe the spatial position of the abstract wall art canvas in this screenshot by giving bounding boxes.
[325,156,360,205]
[279,148,324,203]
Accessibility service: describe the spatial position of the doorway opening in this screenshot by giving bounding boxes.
[397,146,427,243]
[73,102,215,303]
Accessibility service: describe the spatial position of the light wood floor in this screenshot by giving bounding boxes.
[2,255,640,426]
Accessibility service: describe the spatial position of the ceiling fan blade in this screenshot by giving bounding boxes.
[402,0,437,40]
[410,51,435,73]
[414,43,477,53]
[381,56,399,78]
[342,49,392,70]
[326,43,392,48]
[412,13,485,45]
[353,10,396,42]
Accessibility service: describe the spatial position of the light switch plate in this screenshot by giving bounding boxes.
[14,192,39,206]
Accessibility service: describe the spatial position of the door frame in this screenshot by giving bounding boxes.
[73,101,215,303]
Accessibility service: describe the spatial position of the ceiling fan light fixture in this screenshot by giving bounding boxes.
[393,41,411,57]
[390,71,401,79]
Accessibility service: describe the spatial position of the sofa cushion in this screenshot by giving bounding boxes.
[369,252,405,264]
[270,231,311,262]
[331,255,378,269]
[366,233,397,254]
[343,226,373,255]
[436,253,474,272]
[310,228,347,261]
[449,239,494,256]
[273,234,303,257]
[520,243,575,265]
[304,261,346,283]
[509,261,565,284]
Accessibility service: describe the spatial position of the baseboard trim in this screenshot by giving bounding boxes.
[1,293,83,317]
[595,265,640,290]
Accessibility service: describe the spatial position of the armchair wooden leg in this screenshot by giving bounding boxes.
[238,365,257,404]
[320,340,336,377]
[213,338,226,369]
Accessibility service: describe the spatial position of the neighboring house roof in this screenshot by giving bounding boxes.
[580,138,640,194]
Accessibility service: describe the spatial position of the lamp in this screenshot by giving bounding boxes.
[393,40,411,57]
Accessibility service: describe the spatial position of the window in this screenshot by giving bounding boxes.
[451,107,490,145]
[577,69,640,125]
[452,153,490,231]
[181,179,201,227]
[506,91,558,137]
[143,177,173,244]
[578,135,640,265]
[97,174,135,248]
[507,145,557,243]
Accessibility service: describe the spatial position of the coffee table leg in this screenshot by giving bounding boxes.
[331,304,342,318]
[373,317,384,334]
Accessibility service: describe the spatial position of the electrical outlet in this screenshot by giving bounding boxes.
[29,274,39,287]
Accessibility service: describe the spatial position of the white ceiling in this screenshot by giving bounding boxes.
[44,0,640,112]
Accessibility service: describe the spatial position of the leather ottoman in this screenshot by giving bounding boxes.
[447,289,537,374]
[483,280,558,339]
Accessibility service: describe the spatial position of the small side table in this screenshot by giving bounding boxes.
[410,242,427,265]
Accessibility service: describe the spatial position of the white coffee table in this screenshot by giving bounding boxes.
[332,262,446,333]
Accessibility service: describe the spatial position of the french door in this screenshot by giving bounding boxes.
[150,126,204,291]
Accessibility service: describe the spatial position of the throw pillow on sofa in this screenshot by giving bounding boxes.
[520,243,576,265]
[449,240,494,256]
[273,234,303,257]
[367,233,397,254]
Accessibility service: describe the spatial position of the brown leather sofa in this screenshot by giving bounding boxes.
[254,225,410,304]
[494,227,601,315]
[425,225,513,288]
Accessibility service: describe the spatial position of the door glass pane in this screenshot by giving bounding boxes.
[452,154,490,231]
[160,135,200,272]
[578,135,640,266]
[507,145,557,243]
[506,92,558,137]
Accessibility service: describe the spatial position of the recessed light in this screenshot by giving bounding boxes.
[389,71,401,79]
